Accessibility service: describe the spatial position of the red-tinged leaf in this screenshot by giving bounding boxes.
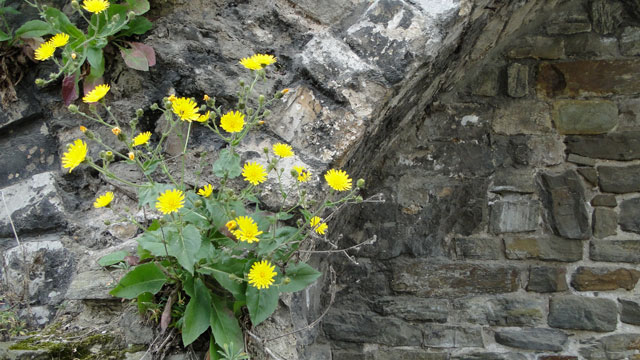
[161,291,176,333]
[83,75,104,95]
[130,42,156,67]
[125,255,140,266]
[62,76,78,106]
[121,46,149,71]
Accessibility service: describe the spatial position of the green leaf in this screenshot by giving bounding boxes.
[87,47,105,77]
[257,226,297,256]
[182,278,211,346]
[212,149,242,179]
[118,16,152,36]
[97,250,128,267]
[101,4,128,37]
[109,263,167,299]
[198,258,247,301]
[0,30,10,41]
[209,336,221,360]
[44,7,84,39]
[125,0,150,15]
[167,224,202,274]
[14,20,52,38]
[121,46,149,71]
[277,212,294,220]
[137,292,154,314]
[246,285,279,326]
[278,263,321,293]
[137,228,169,256]
[210,294,243,353]
[142,159,160,175]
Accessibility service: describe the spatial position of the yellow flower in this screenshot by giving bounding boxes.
[281,88,290,94]
[132,131,151,147]
[79,125,87,133]
[293,166,311,182]
[324,169,352,191]
[225,220,237,231]
[273,143,294,158]
[203,94,210,101]
[71,52,77,60]
[111,127,122,136]
[242,162,267,185]
[168,94,177,102]
[196,111,210,123]
[82,0,110,13]
[171,97,200,121]
[94,192,114,208]
[219,111,244,133]
[82,84,110,103]
[310,216,328,235]
[248,260,276,290]
[197,184,213,197]
[240,54,276,70]
[155,189,185,215]
[50,33,69,47]
[232,216,263,243]
[61,139,87,173]
[128,152,135,161]
[34,41,56,61]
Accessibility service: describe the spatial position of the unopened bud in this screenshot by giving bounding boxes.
[117,133,127,142]
[71,52,77,60]
[283,277,291,284]
[70,0,79,9]
[258,94,265,105]
[128,152,135,161]
[35,78,45,86]
[262,110,271,117]
[99,150,106,159]
[282,88,290,94]
[357,178,365,188]
[247,108,253,116]
[290,169,298,177]
[159,218,167,225]
[84,130,95,139]
[203,94,210,101]
[263,147,269,154]
[238,102,245,110]
[68,104,79,113]
[135,108,144,117]
[274,92,283,99]
[111,14,120,23]
[239,80,245,87]
[105,151,114,161]
[104,220,111,225]
[130,118,138,128]
[127,11,135,19]
[194,200,203,208]
[111,127,122,136]
[230,210,237,218]
[79,125,87,133]
[355,196,363,203]
[199,105,207,112]
[258,120,265,125]
[150,103,159,110]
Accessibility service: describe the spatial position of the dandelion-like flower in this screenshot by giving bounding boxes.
[324,169,352,191]
[197,184,213,197]
[219,111,244,133]
[50,33,69,47]
[94,192,114,208]
[79,126,87,133]
[273,143,294,158]
[293,165,311,182]
[310,216,328,235]
[83,84,110,103]
[242,162,267,185]
[155,189,185,215]
[240,54,276,70]
[82,0,110,13]
[61,139,87,173]
[132,131,151,147]
[248,260,276,290]
[196,111,210,123]
[232,216,263,243]
[171,97,200,121]
[225,220,237,231]
[34,41,56,61]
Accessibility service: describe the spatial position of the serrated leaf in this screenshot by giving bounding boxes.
[167,224,201,274]
[14,20,51,38]
[198,258,247,301]
[212,149,242,179]
[137,226,174,257]
[121,46,149,71]
[97,250,128,267]
[245,285,278,326]
[278,262,321,293]
[44,7,84,39]
[210,294,243,352]
[109,263,167,299]
[182,278,211,346]
[125,0,150,15]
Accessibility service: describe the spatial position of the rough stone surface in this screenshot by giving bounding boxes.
[593,207,617,238]
[454,237,502,260]
[455,295,546,327]
[620,26,640,56]
[372,349,448,360]
[620,299,640,325]
[619,197,640,234]
[564,33,619,58]
[552,100,617,135]
[504,236,582,262]
[599,165,640,193]
[288,0,363,24]
[373,296,448,322]
[591,194,617,207]
[527,266,568,293]
[323,310,422,346]
[423,324,484,348]
[451,353,527,360]
[65,270,121,300]
[567,154,596,166]
[547,20,591,35]
[548,296,618,332]
[538,60,640,97]
[579,333,640,360]
[495,328,568,351]
[590,0,622,34]
[493,101,552,135]
[577,167,598,186]
[565,132,640,161]
[571,266,640,291]
[507,63,528,98]
[539,170,591,239]
[489,168,537,194]
[508,36,564,59]
[490,200,539,234]
[590,240,640,263]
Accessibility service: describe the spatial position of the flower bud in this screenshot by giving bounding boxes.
[104,220,111,225]
[128,152,135,161]
[79,125,87,133]
[357,178,365,188]
[258,120,265,125]
[150,103,160,110]
[99,150,106,159]
[127,11,136,19]
[71,52,77,60]
[203,94,210,101]
[247,108,253,116]
[35,78,45,86]
[111,14,120,23]
[283,277,291,284]
[68,104,79,113]
[230,210,237,218]
[199,105,207,112]
[290,169,298,177]
[355,196,363,203]
[263,147,269,154]
[84,130,95,139]
[274,92,283,99]
[159,218,167,225]
[239,80,245,87]
[117,133,127,142]
[258,94,265,105]
[282,88,290,94]
[238,102,245,110]
[48,73,57,80]
[262,109,271,117]
[194,200,203,208]
[135,108,144,117]
[163,100,172,108]
[112,127,122,136]
[105,151,114,162]
[130,118,138,128]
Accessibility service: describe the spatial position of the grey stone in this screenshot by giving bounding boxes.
[590,240,640,263]
[288,0,361,24]
[547,21,591,35]
[552,100,618,135]
[539,170,591,239]
[454,237,502,260]
[452,353,527,360]
[591,0,622,35]
[302,344,332,360]
[455,295,545,327]
[591,194,617,207]
[323,310,422,346]
[593,207,617,238]
[599,165,640,193]
[472,67,500,96]
[373,296,448,322]
[571,266,640,291]
[422,324,483,348]
[577,167,598,187]
[495,328,568,351]
[504,236,582,262]
[490,200,539,234]
[567,154,596,166]
[489,168,537,194]
[548,296,618,332]
[565,132,640,161]
[565,33,619,58]
[619,197,640,234]
[527,266,568,293]
[619,299,640,325]
[619,26,640,56]
[119,309,155,345]
[579,333,640,360]
[507,63,528,98]
[391,260,519,297]
[508,36,565,59]
[493,101,552,135]
[373,349,448,360]
[65,270,119,300]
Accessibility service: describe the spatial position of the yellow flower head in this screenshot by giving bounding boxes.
[248,260,277,290]
[232,216,263,243]
[273,143,294,158]
[310,216,328,235]
[61,139,87,173]
[324,169,352,191]
[50,33,69,47]
[34,41,56,61]
[197,184,213,197]
[82,0,110,13]
[155,189,185,215]
[293,165,311,183]
[132,131,151,147]
[111,127,122,136]
[83,84,110,103]
[242,162,267,185]
[171,97,200,121]
[94,192,114,208]
[168,94,177,102]
[220,111,244,133]
[79,125,87,133]
[203,94,210,101]
[196,111,211,123]
[226,220,237,231]
[240,54,276,70]
[128,152,135,161]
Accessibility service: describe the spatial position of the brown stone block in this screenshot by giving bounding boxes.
[571,266,640,291]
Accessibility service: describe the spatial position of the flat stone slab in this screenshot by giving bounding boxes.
[373,296,448,322]
[620,299,640,325]
[65,270,120,300]
[579,333,640,359]
[552,100,618,135]
[490,200,539,234]
[527,266,568,293]
[565,132,640,161]
[571,266,640,291]
[619,197,640,234]
[323,310,422,346]
[504,236,583,262]
[598,165,640,193]
[590,240,640,263]
[539,170,590,239]
[495,328,568,351]
[548,295,617,332]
